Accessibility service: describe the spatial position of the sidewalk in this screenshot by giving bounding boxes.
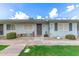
[0,44,26,56]
[0,37,79,56]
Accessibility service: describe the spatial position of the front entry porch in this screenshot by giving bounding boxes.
[36,24,42,37]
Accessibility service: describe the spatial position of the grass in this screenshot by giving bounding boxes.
[19,45,79,56]
[0,45,8,51]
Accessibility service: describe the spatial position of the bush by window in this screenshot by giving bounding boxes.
[65,34,76,40]
[6,32,16,39]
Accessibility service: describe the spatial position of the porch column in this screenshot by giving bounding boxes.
[3,24,7,36]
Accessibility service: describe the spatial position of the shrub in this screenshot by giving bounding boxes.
[65,34,76,40]
[6,32,16,39]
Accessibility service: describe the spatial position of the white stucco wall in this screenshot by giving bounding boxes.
[3,24,16,36]
[3,24,6,36]
[3,22,77,38]
[49,23,77,38]
[3,23,36,36]
[42,24,49,36]
[15,23,36,36]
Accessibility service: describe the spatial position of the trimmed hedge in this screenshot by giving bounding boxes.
[65,34,76,40]
[6,32,16,39]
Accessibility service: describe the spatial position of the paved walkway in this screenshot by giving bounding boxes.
[0,37,29,56]
[0,37,79,56]
[0,45,26,56]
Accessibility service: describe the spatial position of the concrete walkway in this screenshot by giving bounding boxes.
[0,37,29,56]
[0,37,79,56]
[0,45,26,56]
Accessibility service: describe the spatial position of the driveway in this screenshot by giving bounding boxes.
[0,37,79,56]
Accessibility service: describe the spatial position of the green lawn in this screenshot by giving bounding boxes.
[19,45,79,56]
[0,45,8,51]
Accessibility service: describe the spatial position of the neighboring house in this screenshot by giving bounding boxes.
[0,19,79,38]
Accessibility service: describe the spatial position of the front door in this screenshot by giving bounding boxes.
[0,24,3,35]
[37,24,42,36]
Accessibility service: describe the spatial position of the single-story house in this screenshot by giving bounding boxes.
[0,19,79,38]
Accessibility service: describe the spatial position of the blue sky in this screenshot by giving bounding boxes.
[0,3,79,19]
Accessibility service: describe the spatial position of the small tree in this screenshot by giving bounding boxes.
[29,17,34,20]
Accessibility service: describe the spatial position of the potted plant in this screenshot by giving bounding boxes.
[44,31,49,37]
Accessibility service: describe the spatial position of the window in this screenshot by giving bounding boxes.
[7,24,15,30]
[54,23,58,31]
[69,23,72,31]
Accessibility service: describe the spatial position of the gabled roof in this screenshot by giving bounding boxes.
[48,19,79,23]
[0,19,79,23]
[0,19,48,23]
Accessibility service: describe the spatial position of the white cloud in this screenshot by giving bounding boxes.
[9,9,14,12]
[71,16,77,19]
[36,16,42,19]
[10,11,29,19]
[54,17,68,20]
[42,18,45,19]
[67,5,75,12]
[76,4,79,7]
[49,8,58,18]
